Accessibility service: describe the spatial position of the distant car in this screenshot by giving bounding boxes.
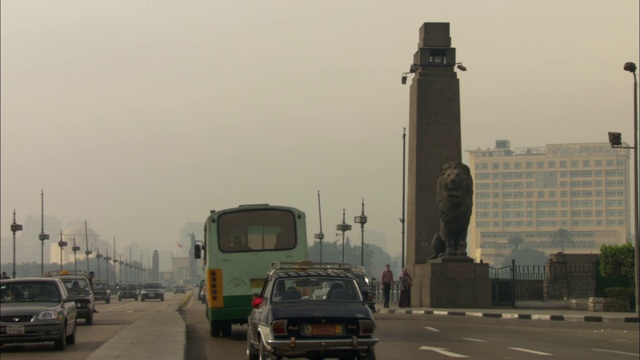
[49,270,95,325]
[118,284,139,301]
[0,277,78,350]
[174,285,186,294]
[92,281,111,304]
[140,282,165,301]
[247,262,378,360]
[198,279,206,303]
[352,266,377,313]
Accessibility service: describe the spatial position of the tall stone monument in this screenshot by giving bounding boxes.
[406,22,463,265]
[405,23,490,308]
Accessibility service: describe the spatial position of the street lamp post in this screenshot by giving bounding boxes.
[84,220,92,274]
[315,190,325,264]
[105,250,111,287]
[401,128,406,269]
[354,198,368,267]
[623,61,639,316]
[58,231,67,271]
[38,190,49,276]
[336,209,352,263]
[611,62,640,316]
[10,209,23,278]
[96,247,102,281]
[72,237,80,273]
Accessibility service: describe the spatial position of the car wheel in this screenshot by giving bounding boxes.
[210,321,221,338]
[358,348,376,360]
[259,338,272,360]
[141,297,145,302]
[85,312,93,325]
[161,296,165,301]
[106,298,110,304]
[246,332,259,360]
[221,321,232,337]
[54,324,67,350]
[118,296,122,301]
[66,319,77,345]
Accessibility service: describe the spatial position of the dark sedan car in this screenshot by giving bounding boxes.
[0,277,77,350]
[247,262,378,360]
[118,284,139,301]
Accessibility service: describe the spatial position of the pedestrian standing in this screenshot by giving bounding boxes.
[380,264,393,308]
[399,268,413,308]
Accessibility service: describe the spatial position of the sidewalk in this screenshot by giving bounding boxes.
[376,304,639,323]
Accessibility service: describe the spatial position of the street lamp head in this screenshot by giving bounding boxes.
[608,131,623,147]
[401,73,408,85]
[456,63,467,71]
[623,62,637,74]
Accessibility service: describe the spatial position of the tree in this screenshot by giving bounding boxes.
[550,228,573,253]
[600,243,635,279]
[508,234,525,250]
[501,248,548,267]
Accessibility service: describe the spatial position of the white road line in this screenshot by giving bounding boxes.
[509,347,552,355]
[592,348,640,356]
[462,337,487,342]
[423,327,440,332]
[420,346,469,358]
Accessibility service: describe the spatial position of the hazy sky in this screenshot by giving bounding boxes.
[2,1,638,260]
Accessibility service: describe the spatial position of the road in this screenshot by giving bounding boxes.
[0,291,187,359]
[182,297,639,360]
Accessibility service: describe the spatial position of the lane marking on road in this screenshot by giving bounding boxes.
[423,327,440,332]
[592,348,639,356]
[509,347,552,355]
[462,337,487,342]
[420,346,469,358]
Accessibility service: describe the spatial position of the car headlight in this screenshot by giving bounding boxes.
[38,311,60,320]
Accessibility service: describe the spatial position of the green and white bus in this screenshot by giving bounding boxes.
[194,204,308,337]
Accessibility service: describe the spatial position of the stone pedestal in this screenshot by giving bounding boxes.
[411,257,491,308]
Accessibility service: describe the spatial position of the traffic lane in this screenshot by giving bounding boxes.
[0,292,187,360]
[182,293,248,360]
[374,313,640,359]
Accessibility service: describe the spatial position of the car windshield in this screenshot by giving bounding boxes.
[61,278,91,295]
[271,277,362,302]
[144,283,162,289]
[93,283,107,290]
[1,281,61,303]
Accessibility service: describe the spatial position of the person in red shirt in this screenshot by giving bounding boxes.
[380,264,394,308]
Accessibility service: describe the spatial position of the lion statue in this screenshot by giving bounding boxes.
[430,161,474,259]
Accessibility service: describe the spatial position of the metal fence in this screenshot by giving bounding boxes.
[489,260,600,306]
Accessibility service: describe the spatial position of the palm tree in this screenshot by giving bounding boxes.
[550,228,573,253]
[507,234,525,250]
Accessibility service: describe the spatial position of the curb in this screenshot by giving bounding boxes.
[376,308,640,323]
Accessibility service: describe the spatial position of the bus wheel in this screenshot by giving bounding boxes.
[221,321,232,337]
[210,321,221,338]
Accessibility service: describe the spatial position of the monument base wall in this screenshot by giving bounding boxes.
[411,257,491,308]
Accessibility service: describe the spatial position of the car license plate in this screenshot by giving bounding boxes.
[304,324,343,336]
[7,325,25,335]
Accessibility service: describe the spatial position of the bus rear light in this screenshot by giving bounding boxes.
[207,269,223,307]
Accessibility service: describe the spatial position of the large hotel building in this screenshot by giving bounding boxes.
[466,140,633,265]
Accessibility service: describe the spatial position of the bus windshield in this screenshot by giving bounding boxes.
[218,209,296,252]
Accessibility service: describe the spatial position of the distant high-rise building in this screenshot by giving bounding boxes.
[152,250,160,281]
[466,140,632,265]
